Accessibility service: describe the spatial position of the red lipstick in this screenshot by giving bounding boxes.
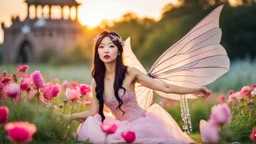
[104,54,110,59]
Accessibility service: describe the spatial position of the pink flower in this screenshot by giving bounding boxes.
[200,120,220,143]
[83,98,92,105]
[121,131,136,143]
[210,103,232,125]
[79,84,91,95]
[228,90,234,95]
[65,88,80,101]
[252,84,256,89]
[40,95,46,103]
[69,81,79,89]
[31,71,44,88]
[228,94,236,103]
[1,77,12,85]
[40,83,60,100]
[62,80,69,91]
[219,95,225,103]
[250,126,256,142]
[20,78,31,91]
[251,88,256,97]
[240,86,252,97]
[100,122,117,134]
[0,106,9,124]
[17,65,29,72]
[0,83,4,91]
[235,92,243,101]
[4,121,37,143]
[53,77,59,84]
[27,90,37,100]
[5,83,20,98]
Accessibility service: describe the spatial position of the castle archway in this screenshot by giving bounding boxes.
[16,40,34,64]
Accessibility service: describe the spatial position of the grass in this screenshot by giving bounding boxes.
[189,133,202,143]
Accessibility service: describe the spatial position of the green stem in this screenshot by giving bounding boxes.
[71,101,75,114]
[63,103,66,114]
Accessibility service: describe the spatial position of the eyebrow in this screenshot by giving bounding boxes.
[100,42,113,45]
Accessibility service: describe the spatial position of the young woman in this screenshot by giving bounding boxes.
[64,31,211,143]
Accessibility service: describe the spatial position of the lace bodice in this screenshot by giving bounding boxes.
[104,89,146,122]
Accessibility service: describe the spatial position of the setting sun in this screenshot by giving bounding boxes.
[228,0,243,7]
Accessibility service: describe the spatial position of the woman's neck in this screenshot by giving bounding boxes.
[104,62,116,78]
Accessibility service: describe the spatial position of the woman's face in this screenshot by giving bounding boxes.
[98,36,120,63]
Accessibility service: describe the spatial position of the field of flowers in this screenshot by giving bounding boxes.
[0,59,256,143]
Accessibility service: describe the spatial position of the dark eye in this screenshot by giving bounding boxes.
[109,45,115,48]
[99,46,104,48]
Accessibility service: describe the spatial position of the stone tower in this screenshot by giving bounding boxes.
[1,0,84,64]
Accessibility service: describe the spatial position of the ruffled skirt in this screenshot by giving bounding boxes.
[77,104,195,144]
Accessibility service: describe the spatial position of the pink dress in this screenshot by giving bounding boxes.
[77,89,195,143]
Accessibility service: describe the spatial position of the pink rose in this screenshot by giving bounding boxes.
[251,88,256,97]
[252,84,256,89]
[20,78,31,90]
[79,84,91,95]
[27,90,37,100]
[62,80,69,91]
[17,65,29,72]
[219,95,225,103]
[5,83,20,98]
[240,86,252,98]
[100,122,117,134]
[1,77,12,85]
[0,83,4,91]
[5,121,37,143]
[210,103,232,125]
[228,93,236,103]
[0,106,9,124]
[121,131,136,143]
[200,120,220,143]
[65,88,80,101]
[235,92,243,101]
[31,71,44,88]
[250,126,256,142]
[228,90,234,95]
[69,81,79,89]
[41,83,60,100]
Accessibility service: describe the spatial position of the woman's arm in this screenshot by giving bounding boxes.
[67,79,99,121]
[130,67,211,98]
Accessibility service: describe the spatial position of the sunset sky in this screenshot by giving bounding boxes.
[0,0,180,43]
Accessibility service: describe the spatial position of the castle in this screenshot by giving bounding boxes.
[1,0,84,63]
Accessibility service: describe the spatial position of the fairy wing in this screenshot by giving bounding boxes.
[148,5,230,100]
[123,38,153,109]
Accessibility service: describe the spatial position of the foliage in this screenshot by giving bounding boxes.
[223,96,256,142]
[0,66,92,143]
[165,97,215,133]
[40,47,60,63]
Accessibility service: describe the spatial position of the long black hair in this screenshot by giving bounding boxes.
[91,31,127,122]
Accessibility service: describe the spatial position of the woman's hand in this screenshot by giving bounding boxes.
[193,87,211,99]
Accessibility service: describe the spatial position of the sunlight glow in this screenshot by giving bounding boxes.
[228,0,243,7]
[170,0,182,6]
[78,6,101,28]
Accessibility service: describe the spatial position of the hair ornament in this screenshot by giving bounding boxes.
[93,34,123,45]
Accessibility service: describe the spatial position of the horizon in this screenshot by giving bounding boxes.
[0,0,177,44]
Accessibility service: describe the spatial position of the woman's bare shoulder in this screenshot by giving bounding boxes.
[126,66,139,75]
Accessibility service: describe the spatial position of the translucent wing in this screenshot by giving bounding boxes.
[123,38,153,109]
[148,5,229,100]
